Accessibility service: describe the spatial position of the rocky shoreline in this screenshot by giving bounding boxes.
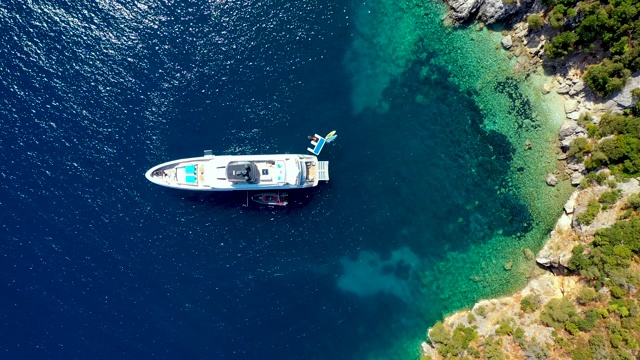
[421,1,640,358]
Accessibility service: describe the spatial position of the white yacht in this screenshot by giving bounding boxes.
[145,150,329,191]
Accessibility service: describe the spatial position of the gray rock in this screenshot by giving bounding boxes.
[559,123,586,140]
[445,0,529,24]
[546,173,558,186]
[603,71,640,113]
[565,99,579,114]
[514,27,528,39]
[570,172,584,186]
[564,192,578,214]
[561,137,574,151]
[535,256,552,267]
[567,161,586,173]
[501,35,513,49]
[556,84,571,94]
[567,111,582,120]
[542,83,552,94]
[570,81,585,95]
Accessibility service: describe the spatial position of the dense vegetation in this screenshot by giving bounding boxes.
[423,110,640,358]
[540,0,640,97]
[569,112,640,179]
[424,213,640,360]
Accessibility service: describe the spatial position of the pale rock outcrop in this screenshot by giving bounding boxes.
[424,270,582,358]
[501,35,513,49]
[564,99,579,114]
[556,84,571,94]
[566,111,583,120]
[536,209,575,268]
[445,0,530,25]
[558,121,587,152]
[570,172,584,186]
[563,191,579,214]
[603,71,640,113]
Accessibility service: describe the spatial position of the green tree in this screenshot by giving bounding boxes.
[569,137,590,161]
[545,31,579,59]
[584,59,631,97]
[549,5,567,28]
[527,14,544,30]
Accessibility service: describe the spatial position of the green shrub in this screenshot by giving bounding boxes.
[584,171,608,186]
[627,192,640,210]
[598,136,635,162]
[594,217,640,252]
[467,312,476,324]
[429,322,450,344]
[619,208,633,219]
[598,113,629,135]
[566,321,580,335]
[540,298,579,329]
[476,306,487,318]
[523,340,550,359]
[611,36,630,56]
[513,327,525,347]
[571,345,591,360]
[520,294,541,313]
[610,285,627,298]
[495,321,513,336]
[527,14,544,30]
[577,287,598,305]
[452,324,478,350]
[576,309,599,331]
[599,189,622,207]
[569,137,590,161]
[585,150,608,170]
[597,308,609,318]
[483,336,505,360]
[588,333,607,356]
[554,333,570,348]
[576,200,601,225]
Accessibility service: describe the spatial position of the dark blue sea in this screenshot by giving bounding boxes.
[0,0,569,359]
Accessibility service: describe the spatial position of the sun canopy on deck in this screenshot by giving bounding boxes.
[226,161,260,183]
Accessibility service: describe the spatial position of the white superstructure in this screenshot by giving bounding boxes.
[145,151,329,191]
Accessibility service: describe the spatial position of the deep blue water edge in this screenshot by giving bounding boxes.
[1,0,536,359]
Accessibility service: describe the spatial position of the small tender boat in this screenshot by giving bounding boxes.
[145,151,329,191]
[251,192,288,206]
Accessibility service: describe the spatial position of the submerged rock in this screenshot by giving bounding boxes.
[546,173,558,186]
[541,83,551,94]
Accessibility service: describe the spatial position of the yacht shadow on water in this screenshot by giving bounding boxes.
[167,187,322,210]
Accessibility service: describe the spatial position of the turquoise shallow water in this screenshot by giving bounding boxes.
[0,0,572,359]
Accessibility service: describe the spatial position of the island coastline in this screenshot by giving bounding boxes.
[420,1,640,358]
